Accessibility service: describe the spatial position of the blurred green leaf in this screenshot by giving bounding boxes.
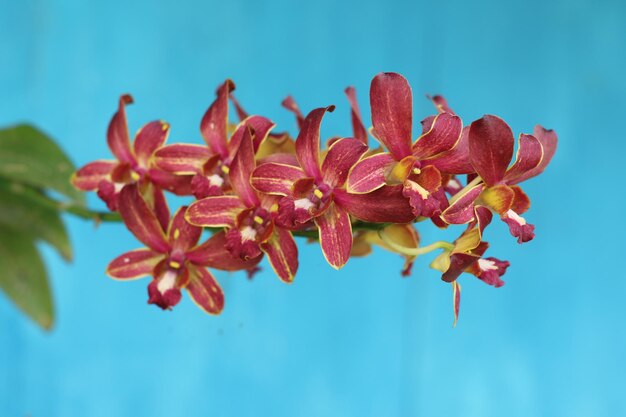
[0,124,84,205]
[0,179,72,261]
[0,225,54,330]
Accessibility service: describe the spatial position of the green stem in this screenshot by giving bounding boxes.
[379,229,454,256]
[448,175,483,206]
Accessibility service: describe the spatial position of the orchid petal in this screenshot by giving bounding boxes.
[149,185,171,232]
[186,196,245,227]
[504,134,544,183]
[107,94,135,164]
[425,126,475,174]
[403,165,443,218]
[281,96,305,129]
[168,207,202,253]
[370,72,413,160]
[134,120,170,166]
[344,86,368,144]
[440,184,484,224]
[480,184,515,215]
[229,128,260,207]
[118,184,170,253]
[71,160,116,190]
[346,152,396,194]
[186,231,262,271]
[200,79,233,157]
[468,115,514,186]
[186,266,224,315]
[322,138,368,187]
[154,144,212,174]
[334,185,416,223]
[261,227,299,283]
[251,162,308,196]
[228,116,275,156]
[107,249,163,280]
[428,94,455,115]
[452,281,461,327]
[296,106,334,179]
[509,185,531,214]
[412,113,462,159]
[501,210,535,243]
[147,169,193,196]
[315,202,352,269]
[509,126,558,183]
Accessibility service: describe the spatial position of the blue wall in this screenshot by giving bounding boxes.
[1,0,625,415]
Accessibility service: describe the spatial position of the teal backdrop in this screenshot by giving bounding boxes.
[1,0,625,416]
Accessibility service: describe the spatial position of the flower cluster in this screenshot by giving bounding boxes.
[72,72,557,324]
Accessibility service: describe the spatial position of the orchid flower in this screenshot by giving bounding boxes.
[185,128,299,283]
[154,80,274,199]
[107,184,259,313]
[72,95,187,228]
[431,206,509,287]
[251,106,415,269]
[347,73,464,220]
[441,116,558,243]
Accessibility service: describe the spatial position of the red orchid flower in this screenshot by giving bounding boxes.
[72,95,187,227]
[441,116,558,243]
[185,128,299,283]
[154,80,274,199]
[251,106,415,269]
[346,73,464,221]
[432,206,509,287]
[107,184,259,313]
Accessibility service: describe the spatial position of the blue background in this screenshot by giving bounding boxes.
[1,0,625,416]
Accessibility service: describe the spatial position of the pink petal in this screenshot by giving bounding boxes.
[504,134,543,184]
[107,249,163,279]
[346,152,396,194]
[428,94,455,115]
[71,160,116,190]
[260,227,299,283]
[185,196,245,227]
[440,184,484,224]
[322,138,368,187]
[107,94,135,164]
[133,120,170,166]
[149,185,170,232]
[315,202,353,269]
[468,115,514,186]
[229,128,260,207]
[200,79,234,157]
[281,96,305,129]
[424,126,474,174]
[168,207,202,253]
[118,184,171,253]
[370,72,413,160]
[412,113,463,159]
[147,169,193,196]
[334,185,416,223]
[186,265,224,315]
[452,281,461,327]
[154,144,213,174]
[501,210,535,243]
[251,162,308,196]
[509,125,558,184]
[344,86,368,144]
[295,106,334,180]
[228,115,276,156]
[186,231,263,271]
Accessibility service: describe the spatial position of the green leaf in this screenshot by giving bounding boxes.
[0,180,72,260]
[0,225,54,330]
[0,124,84,205]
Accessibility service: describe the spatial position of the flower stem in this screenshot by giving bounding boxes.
[379,229,454,256]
